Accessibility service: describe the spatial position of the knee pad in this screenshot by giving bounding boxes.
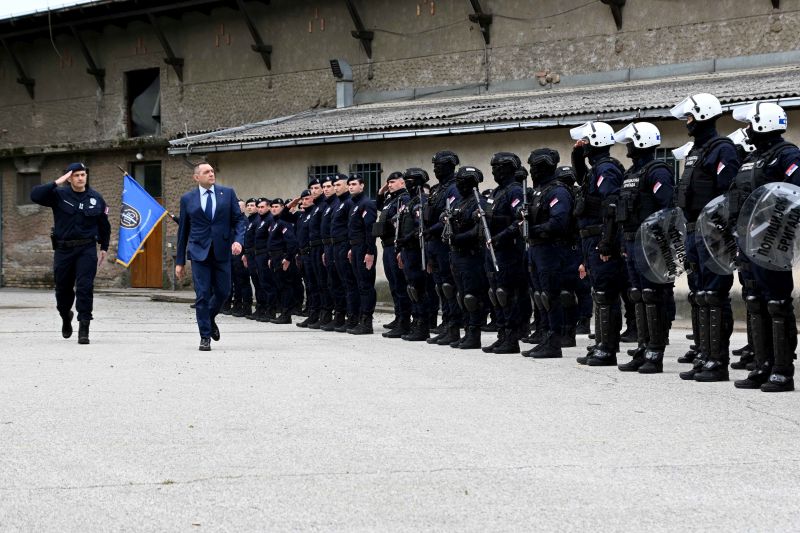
[435,284,444,301]
[767,299,793,318]
[407,285,419,302]
[560,290,576,308]
[540,291,551,311]
[487,288,498,307]
[745,295,767,315]
[593,290,614,305]
[641,288,663,304]
[442,283,456,300]
[496,287,509,307]
[705,291,728,307]
[627,287,642,303]
[463,294,479,312]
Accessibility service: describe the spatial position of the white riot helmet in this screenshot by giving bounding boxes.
[670,93,723,122]
[671,142,694,161]
[732,102,788,133]
[727,128,756,153]
[613,122,662,148]
[569,121,615,147]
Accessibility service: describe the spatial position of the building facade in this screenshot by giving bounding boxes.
[2,0,799,288]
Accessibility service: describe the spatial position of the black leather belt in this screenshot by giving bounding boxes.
[56,238,95,249]
[579,225,602,238]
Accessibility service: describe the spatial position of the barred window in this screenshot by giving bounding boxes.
[307,165,338,184]
[655,148,680,177]
[16,172,40,205]
[349,162,382,199]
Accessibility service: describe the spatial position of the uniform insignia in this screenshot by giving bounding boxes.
[740,162,755,171]
[787,163,799,177]
[511,198,520,208]
[324,207,331,215]
[259,221,265,227]
[89,198,97,206]
[653,182,662,194]
[282,227,287,234]
[716,162,726,175]
[353,206,358,213]
[596,175,604,187]
[549,197,559,208]
[685,156,698,166]
[362,210,367,218]
[769,158,779,166]
[104,207,109,215]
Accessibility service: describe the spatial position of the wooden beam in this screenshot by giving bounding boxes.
[235,0,272,70]
[70,26,105,91]
[147,13,183,82]
[600,0,626,31]
[343,0,373,59]
[1,39,35,98]
[467,0,493,46]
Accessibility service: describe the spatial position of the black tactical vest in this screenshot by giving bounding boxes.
[676,137,734,220]
[399,197,421,246]
[573,156,625,219]
[616,160,672,231]
[728,141,797,216]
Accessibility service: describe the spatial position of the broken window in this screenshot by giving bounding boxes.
[126,68,161,137]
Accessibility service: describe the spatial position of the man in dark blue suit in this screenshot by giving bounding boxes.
[176,163,247,351]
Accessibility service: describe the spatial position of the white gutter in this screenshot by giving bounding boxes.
[167,97,800,155]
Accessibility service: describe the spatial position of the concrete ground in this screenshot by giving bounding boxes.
[1,288,798,532]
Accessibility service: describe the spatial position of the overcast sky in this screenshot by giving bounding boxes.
[0,0,97,19]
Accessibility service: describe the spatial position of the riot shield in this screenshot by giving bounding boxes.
[697,195,738,275]
[736,182,800,271]
[634,207,687,284]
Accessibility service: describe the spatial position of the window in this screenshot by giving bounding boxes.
[16,172,40,205]
[349,162,382,199]
[130,161,162,198]
[125,68,161,137]
[655,148,680,178]
[307,165,338,183]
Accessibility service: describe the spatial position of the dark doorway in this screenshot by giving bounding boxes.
[126,68,161,137]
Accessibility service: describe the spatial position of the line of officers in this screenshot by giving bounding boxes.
[222,92,800,393]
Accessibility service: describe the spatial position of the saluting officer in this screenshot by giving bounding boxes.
[31,163,110,344]
[670,93,741,382]
[376,171,413,338]
[267,198,299,324]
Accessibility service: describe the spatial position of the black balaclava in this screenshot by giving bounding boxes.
[687,117,718,145]
[626,143,656,168]
[490,152,520,187]
[432,151,460,182]
[745,126,784,151]
[528,148,559,186]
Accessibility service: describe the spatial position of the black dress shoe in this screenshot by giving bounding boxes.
[199,337,211,351]
[210,320,220,341]
[61,311,74,339]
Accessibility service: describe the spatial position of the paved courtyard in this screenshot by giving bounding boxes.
[1,288,798,531]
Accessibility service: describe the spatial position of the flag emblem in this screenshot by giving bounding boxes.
[786,163,798,177]
[597,175,604,187]
[653,182,662,194]
[549,197,559,208]
[716,162,726,175]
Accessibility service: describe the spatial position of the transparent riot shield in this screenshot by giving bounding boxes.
[697,195,738,275]
[634,207,687,284]
[736,182,800,271]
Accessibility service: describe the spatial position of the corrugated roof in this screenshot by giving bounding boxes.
[168,65,800,154]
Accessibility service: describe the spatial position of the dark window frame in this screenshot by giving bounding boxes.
[307,165,338,184]
[16,171,41,205]
[349,162,382,199]
[655,147,680,178]
[125,68,162,138]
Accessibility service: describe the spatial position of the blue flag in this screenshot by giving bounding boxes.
[116,173,167,267]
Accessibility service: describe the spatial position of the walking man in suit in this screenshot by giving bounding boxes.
[175,163,246,351]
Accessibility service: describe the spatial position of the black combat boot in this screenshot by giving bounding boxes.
[618,289,648,372]
[680,293,709,379]
[296,310,318,328]
[458,326,482,350]
[522,331,562,358]
[493,328,520,354]
[694,292,731,382]
[734,298,771,388]
[238,303,253,318]
[230,302,243,317]
[760,299,796,392]
[311,309,331,330]
[383,316,398,330]
[560,325,576,348]
[383,317,411,338]
[575,317,591,335]
[78,320,90,344]
[246,305,261,320]
[436,322,460,346]
[322,311,343,332]
[61,311,74,339]
[335,314,354,333]
[483,328,505,353]
[638,289,667,374]
[271,311,292,324]
[402,318,429,341]
[587,292,618,366]
[348,314,373,335]
[678,292,701,363]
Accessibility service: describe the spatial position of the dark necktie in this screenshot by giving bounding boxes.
[204,189,213,220]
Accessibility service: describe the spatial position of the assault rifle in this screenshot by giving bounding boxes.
[473,187,499,272]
